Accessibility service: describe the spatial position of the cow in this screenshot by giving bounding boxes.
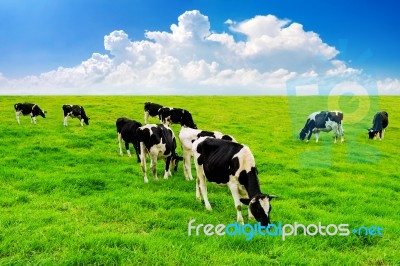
[368,111,389,140]
[158,107,197,129]
[116,118,143,162]
[144,102,164,124]
[192,137,276,226]
[63,105,90,126]
[179,127,237,181]
[137,124,183,183]
[299,111,344,143]
[14,103,46,125]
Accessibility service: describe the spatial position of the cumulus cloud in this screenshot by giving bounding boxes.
[0,10,397,95]
[377,78,400,95]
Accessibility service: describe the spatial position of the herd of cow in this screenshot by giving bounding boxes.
[13,102,389,226]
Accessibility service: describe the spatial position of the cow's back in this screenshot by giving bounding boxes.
[195,138,244,184]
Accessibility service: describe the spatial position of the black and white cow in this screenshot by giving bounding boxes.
[144,102,164,124]
[137,124,183,183]
[192,137,276,226]
[368,111,389,140]
[14,103,46,124]
[299,111,344,143]
[116,118,143,162]
[158,107,197,129]
[179,127,237,181]
[63,105,90,126]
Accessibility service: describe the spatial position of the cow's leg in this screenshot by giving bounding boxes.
[80,118,84,126]
[195,176,201,201]
[125,142,131,157]
[340,124,345,143]
[238,185,253,220]
[315,131,320,143]
[306,130,313,143]
[144,111,149,124]
[139,143,149,183]
[118,133,123,156]
[228,181,245,225]
[331,125,338,144]
[133,140,141,163]
[194,163,211,210]
[150,154,158,181]
[164,157,172,179]
[32,116,37,124]
[16,112,21,124]
[183,149,193,180]
[379,130,383,141]
[382,129,385,140]
[63,116,68,126]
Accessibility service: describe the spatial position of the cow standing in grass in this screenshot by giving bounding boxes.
[299,111,344,143]
[137,124,182,183]
[144,102,163,124]
[179,127,236,181]
[368,111,389,140]
[116,118,143,162]
[63,105,90,126]
[14,103,46,125]
[158,107,197,129]
[192,137,276,225]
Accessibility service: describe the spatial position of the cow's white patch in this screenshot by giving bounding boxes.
[258,198,270,217]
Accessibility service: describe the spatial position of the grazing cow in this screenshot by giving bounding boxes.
[299,111,344,143]
[137,124,183,183]
[192,137,276,226]
[368,111,389,140]
[179,127,237,181]
[116,118,143,162]
[63,105,90,126]
[144,102,164,124]
[158,107,197,129]
[14,103,46,124]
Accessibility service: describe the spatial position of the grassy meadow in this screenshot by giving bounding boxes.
[0,95,399,265]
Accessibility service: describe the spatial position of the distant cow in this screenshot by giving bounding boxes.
[368,111,389,140]
[116,118,143,162]
[192,137,276,226]
[179,127,236,181]
[158,107,197,129]
[14,103,46,124]
[63,105,90,126]
[137,124,183,183]
[144,102,164,124]
[299,111,344,143]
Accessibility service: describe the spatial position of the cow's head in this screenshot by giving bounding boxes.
[170,154,183,171]
[368,128,377,139]
[299,128,309,141]
[240,194,277,226]
[39,109,47,118]
[83,116,90,125]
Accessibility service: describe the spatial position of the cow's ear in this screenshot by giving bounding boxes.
[240,198,251,205]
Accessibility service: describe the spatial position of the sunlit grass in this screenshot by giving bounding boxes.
[0,95,399,265]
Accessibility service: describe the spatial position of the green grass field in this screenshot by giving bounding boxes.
[0,96,399,265]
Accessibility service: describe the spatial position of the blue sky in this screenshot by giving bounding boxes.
[0,0,399,94]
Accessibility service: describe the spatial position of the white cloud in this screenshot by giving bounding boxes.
[0,10,397,95]
[377,78,400,95]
